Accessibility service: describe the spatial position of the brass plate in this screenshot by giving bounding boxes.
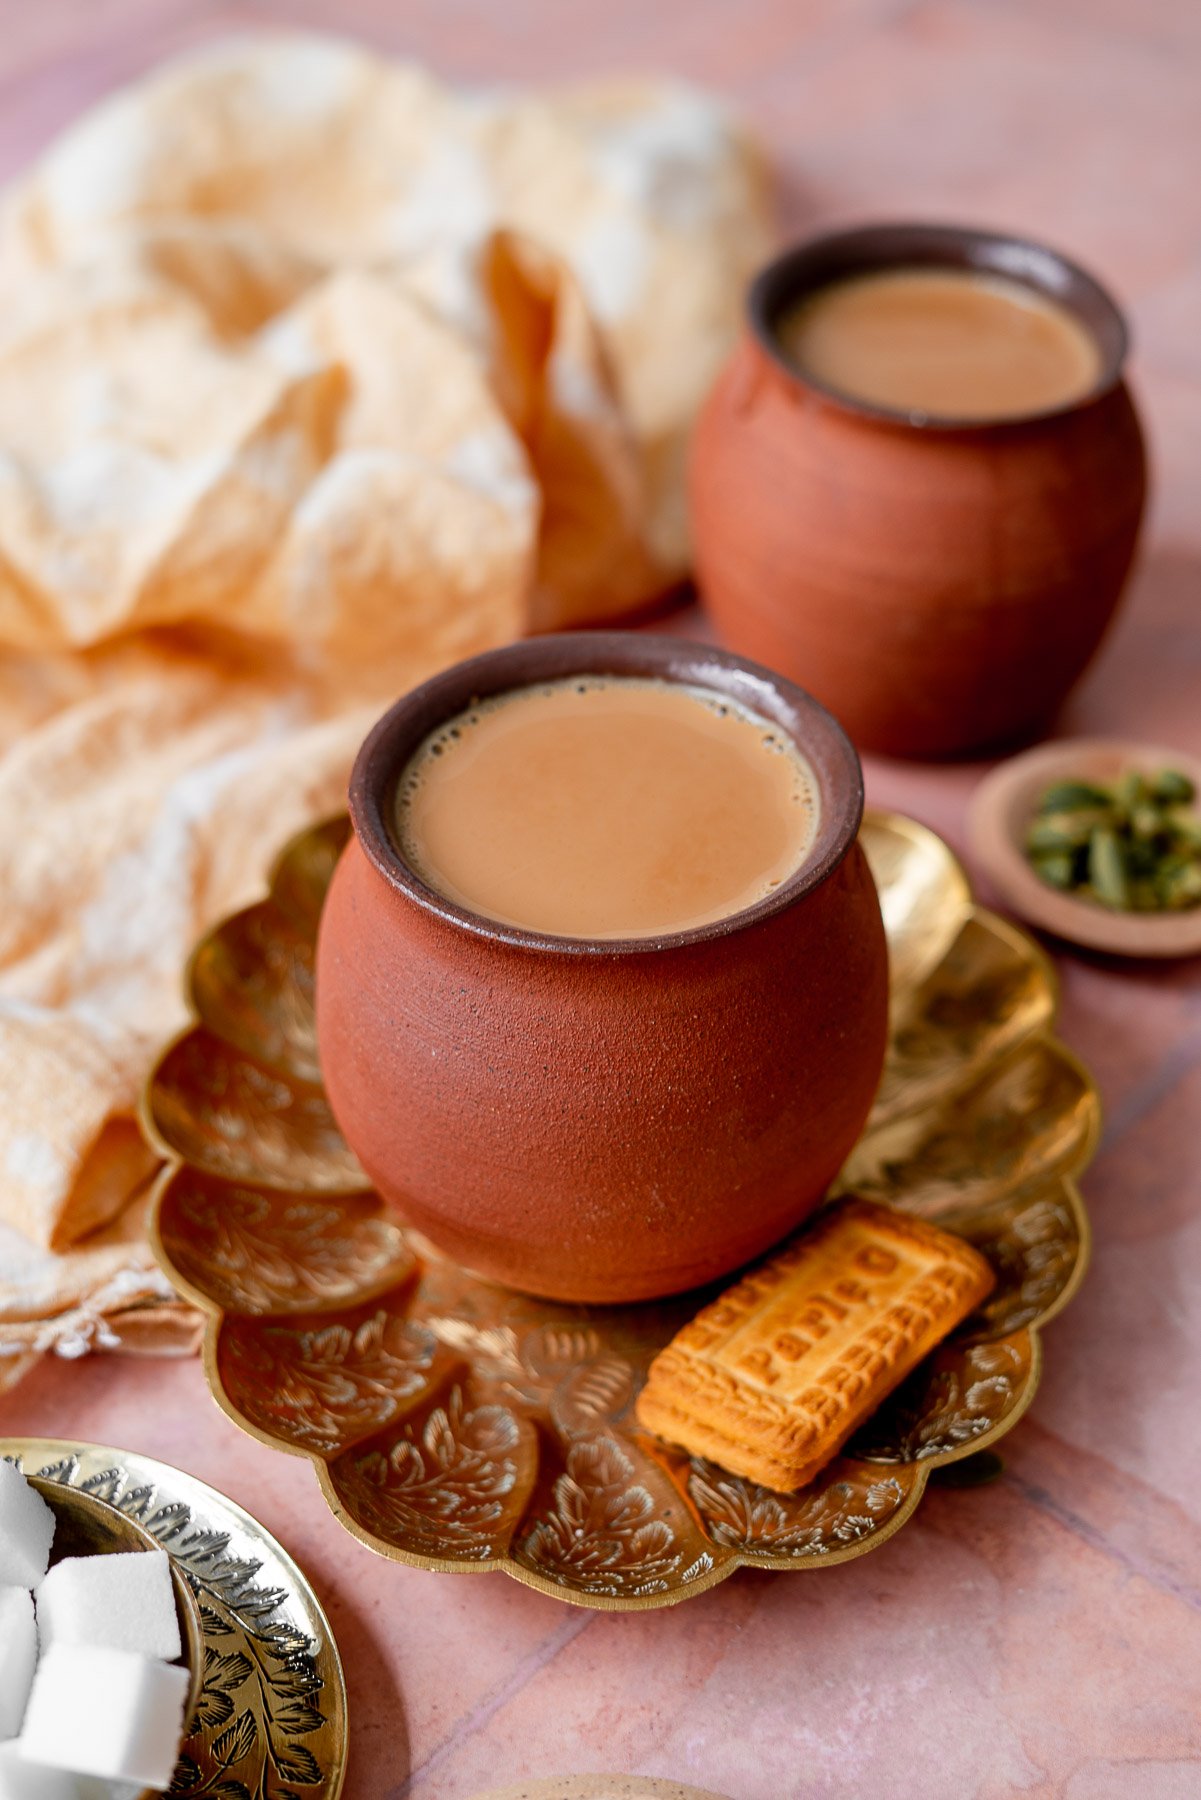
[143,812,1097,1611]
[0,1438,348,1797]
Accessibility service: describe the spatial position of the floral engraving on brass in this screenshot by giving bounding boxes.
[157,1173,414,1317]
[851,1338,1034,1462]
[219,1309,438,1455]
[686,1462,912,1557]
[517,1436,703,1598]
[329,1385,538,1564]
[143,811,1097,1610]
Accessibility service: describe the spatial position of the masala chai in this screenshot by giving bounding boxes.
[395,676,818,939]
[777,265,1102,421]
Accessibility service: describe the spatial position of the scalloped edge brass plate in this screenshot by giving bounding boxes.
[142,812,1096,1611]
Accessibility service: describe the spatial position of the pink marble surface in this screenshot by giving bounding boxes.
[2,2,1201,1797]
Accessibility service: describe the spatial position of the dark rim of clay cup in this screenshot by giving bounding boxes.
[349,632,865,957]
[750,219,1131,432]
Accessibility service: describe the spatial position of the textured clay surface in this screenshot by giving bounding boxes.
[691,335,1146,758]
[317,832,888,1302]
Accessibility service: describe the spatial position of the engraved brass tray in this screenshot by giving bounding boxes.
[143,812,1097,1611]
[0,1438,347,1796]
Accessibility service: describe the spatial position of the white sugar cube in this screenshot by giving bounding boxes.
[0,1590,37,1741]
[0,1741,81,1798]
[20,1646,189,1790]
[0,1754,139,1798]
[0,1467,54,1589]
[36,1551,180,1662]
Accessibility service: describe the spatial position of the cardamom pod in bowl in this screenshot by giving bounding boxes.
[969,739,1201,958]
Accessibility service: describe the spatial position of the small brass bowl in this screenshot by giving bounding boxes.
[30,1477,204,1798]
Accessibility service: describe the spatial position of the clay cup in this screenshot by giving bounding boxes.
[690,222,1148,759]
[315,633,889,1304]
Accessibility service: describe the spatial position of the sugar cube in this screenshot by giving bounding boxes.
[36,1552,180,1663]
[0,1590,36,1743]
[21,1645,188,1790]
[0,1741,81,1798]
[0,1468,54,1590]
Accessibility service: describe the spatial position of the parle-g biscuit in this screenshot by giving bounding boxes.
[636,1198,994,1492]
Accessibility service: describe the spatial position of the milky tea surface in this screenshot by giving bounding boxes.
[777,265,1102,421]
[395,676,819,939]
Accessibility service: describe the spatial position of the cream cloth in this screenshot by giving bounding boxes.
[0,34,772,1387]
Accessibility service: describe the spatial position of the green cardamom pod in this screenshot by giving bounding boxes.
[1030,850,1076,890]
[1023,763,1201,914]
[1166,810,1201,851]
[1150,769,1196,806]
[1115,770,1148,816]
[1158,861,1201,911]
[1130,804,1167,841]
[1026,815,1095,854]
[1036,780,1113,815]
[1088,828,1130,909]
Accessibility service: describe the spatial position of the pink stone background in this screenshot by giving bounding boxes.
[2,3,1200,1797]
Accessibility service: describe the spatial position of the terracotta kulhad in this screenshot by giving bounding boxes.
[316,634,888,1304]
[690,223,1147,759]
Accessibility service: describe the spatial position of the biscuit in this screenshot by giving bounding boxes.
[636,1198,994,1492]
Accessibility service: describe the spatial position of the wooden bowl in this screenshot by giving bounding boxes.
[690,222,1148,760]
[316,633,889,1304]
[967,738,1201,957]
[30,1477,204,1798]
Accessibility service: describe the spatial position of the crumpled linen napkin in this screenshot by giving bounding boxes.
[0,1183,205,1396]
[0,33,772,1388]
